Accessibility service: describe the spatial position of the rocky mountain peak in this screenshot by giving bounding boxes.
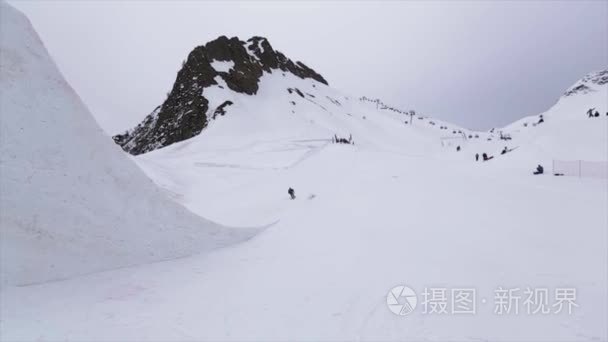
[113,36,328,155]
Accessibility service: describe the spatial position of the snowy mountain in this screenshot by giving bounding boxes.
[113,35,486,159]
[113,35,608,170]
[113,35,327,155]
[0,1,258,287]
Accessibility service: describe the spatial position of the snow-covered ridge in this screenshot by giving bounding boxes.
[481,68,608,164]
[0,1,259,287]
[563,69,608,97]
[503,68,607,129]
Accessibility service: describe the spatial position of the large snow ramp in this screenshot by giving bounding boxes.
[0,1,259,287]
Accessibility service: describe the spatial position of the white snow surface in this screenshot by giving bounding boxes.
[0,1,258,288]
[1,2,607,341]
[210,60,235,73]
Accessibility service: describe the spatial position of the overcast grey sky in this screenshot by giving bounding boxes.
[9,0,608,132]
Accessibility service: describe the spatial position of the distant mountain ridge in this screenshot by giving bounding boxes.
[112,32,607,163]
[114,36,327,155]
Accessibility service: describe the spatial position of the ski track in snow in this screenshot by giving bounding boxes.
[191,139,330,171]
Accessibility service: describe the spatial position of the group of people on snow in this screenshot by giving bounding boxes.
[475,152,493,162]
[473,145,513,161]
[586,108,605,118]
[293,116,578,200]
[333,134,354,145]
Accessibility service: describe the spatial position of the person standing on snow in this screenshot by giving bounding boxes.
[288,187,296,200]
[538,115,544,124]
[475,153,479,161]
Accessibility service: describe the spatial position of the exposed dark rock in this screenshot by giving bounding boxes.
[563,84,591,97]
[114,35,328,155]
[288,87,305,98]
[212,101,233,119]
[582,69,608,85]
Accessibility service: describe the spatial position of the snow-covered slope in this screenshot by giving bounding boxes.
[0,1,258,287]
[498,69,608,163]
[419,70,608,173]
[3,130,606,341]
[1,5,605,341]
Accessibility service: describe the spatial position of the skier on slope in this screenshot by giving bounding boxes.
[288,187,296,200]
